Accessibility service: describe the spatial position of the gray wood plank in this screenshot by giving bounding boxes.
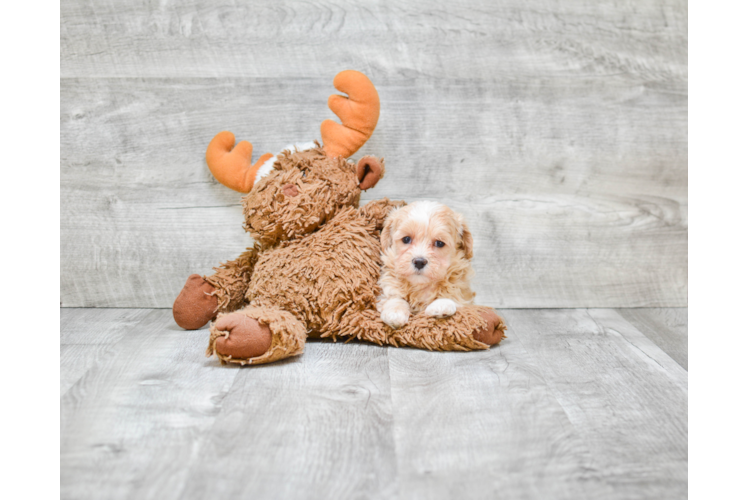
[60,307,688,499]
[60,308,153,394]
[61,309,240,500]
[61,0,687,81]
[617,308,688,369]
[501,308,687,499]
[60,308,397,500]
[61,76,686,308]
[387,335,613,500]
[179,341,397,500]
[385,308,687,499]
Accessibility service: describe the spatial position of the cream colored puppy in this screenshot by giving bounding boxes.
[377,201,476,329]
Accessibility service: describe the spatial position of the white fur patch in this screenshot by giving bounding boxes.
[380,298,411,329]
[425,298,458,318]
[407,273,431,285]
[283,141,318,153]
[409,200,442,226]
[255,155,277,181]
[255,141,317,182]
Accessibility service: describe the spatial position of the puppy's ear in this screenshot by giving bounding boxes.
[458,216,474,259]
[380,209,398,249]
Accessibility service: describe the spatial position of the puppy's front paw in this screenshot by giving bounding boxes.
[381,299,411,329]
[425,298,458,318]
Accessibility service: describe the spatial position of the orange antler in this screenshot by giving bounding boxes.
[321,70,380,158]
[205,131,273,193]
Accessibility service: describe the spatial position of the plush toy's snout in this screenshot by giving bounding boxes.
[281,184,299,197]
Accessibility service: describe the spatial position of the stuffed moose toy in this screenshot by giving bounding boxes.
[172,70,506,365]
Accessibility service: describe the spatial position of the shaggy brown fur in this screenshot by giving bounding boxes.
[174,137,505,364]
[207,306,306,365]
[204,242,262,312]
[243,147,362,246]
[174,147,506,365]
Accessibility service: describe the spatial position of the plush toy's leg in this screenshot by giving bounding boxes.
[328,305,506,351]
[322,307,391,345]
[173,274,219,330]
[206,306,306,366]
[388,305,506,351]
[471,308,507,346]
[173,245,260,330]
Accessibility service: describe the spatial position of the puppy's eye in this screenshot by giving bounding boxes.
[434,240,445,248]
[402,236,411,244]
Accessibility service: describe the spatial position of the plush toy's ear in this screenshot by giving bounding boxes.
[458,216,474,260]
[356,156,384,190]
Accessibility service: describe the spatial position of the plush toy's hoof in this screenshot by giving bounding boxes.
[473,309,507,346]
[213,313,273,360]
[173,274,219,330]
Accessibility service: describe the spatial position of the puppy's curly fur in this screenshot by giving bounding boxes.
[378,201,476,329]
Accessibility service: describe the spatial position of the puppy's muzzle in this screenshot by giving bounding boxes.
[412,257,428,270]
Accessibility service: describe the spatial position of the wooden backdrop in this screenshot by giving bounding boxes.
[60,0,687,309]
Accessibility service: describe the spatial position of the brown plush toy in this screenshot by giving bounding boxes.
[172,70,506,365]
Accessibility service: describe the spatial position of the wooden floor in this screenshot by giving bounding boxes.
[61,307,687,499]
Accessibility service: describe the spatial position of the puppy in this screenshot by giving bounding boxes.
[377,201,475,329]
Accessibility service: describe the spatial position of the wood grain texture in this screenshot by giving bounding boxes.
[61,310,242,500]
[180,341,397,499]
[61,74,686,308]
[60,308,152,394]
[61,0,686,308]
[501,308,687,499]
[60,307,688,499]
[616,308,688,369]
[61,0,687,81]
[60,308,396,500]
[387,338,611,499]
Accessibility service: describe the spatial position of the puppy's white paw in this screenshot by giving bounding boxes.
[381,299,411,329]
[425,298,458,318]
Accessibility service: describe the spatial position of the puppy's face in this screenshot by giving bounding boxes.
[381,201,473,285]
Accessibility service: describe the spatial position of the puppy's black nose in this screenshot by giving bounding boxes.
[413,258,428,270]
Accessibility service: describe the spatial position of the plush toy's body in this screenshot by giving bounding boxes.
[172,71,506,365]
